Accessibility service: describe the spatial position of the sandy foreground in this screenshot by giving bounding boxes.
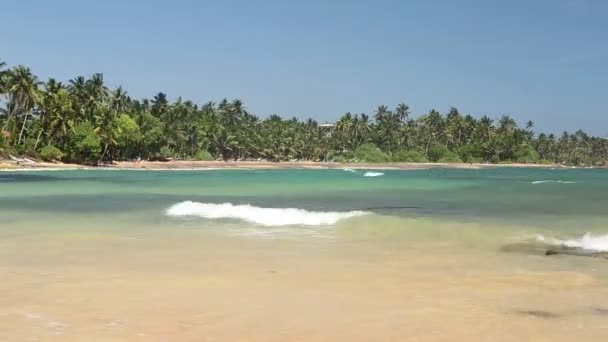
[2,223,608,342]
[0,159,570,171]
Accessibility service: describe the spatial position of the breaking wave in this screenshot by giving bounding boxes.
[531,180,577,184]
[537,233,608,252]
[363,172,384,177]
[165,201,368,226]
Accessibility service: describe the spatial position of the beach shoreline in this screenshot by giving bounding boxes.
[0,159,576,171]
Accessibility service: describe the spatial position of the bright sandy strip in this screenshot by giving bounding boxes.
[0,159,572,171]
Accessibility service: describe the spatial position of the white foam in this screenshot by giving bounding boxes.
[537,233,608,252]
[166,201,368,226]
[531,180,577,184]
[363,172,384,177]
[342,168,357,173]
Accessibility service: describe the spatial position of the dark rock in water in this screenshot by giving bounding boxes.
[591,307,608,316]
[517,310,560,319]
[501,242,608,260]
[544,246,608,259]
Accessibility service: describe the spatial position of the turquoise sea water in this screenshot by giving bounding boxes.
[1,167,607,239]
[2,167,608,340]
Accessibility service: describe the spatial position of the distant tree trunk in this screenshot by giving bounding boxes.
[1,118,9,133]
[17,112,29,145]
[34,126,44,150]
[1,100,16,133]
[99,142,109,164]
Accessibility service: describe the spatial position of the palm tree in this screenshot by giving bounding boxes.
[525,120,534,131]
[2,66,41,145]
[375,105,399,153]
[40,79,76,147]
[335,113,354,152]
[3,57,608,166]
[0,60,9,140]
[109,86,130,115]
[374,105,389,122]
[85,73,109,121]
[445,107,463,149]
[36,79,64,149]
[47,92,74,146]
[68,76,88,121]
[0,60,7,93]
[395,103,410,123]
[497,115,517,135]
[209,126,238,160]
[351,113,371,149]
[420,109,444,154]
[151,92,169,119]
[94,108,119,162]
[477,115,495,143]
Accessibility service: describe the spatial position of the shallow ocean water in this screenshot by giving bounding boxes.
[1,168,608,341]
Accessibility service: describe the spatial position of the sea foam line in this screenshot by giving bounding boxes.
[537,233,608,252]
[166,201,368,226]
[363,172,384,177]
[531,180,577,184]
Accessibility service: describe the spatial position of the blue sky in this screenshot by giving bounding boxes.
[2,0,607,135]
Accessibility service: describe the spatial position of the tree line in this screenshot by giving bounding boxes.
[1,59,607,166]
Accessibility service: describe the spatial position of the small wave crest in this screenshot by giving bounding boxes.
[165,201,368,226]
[363,172,384,177]
[531,180,577,184]
[537,233,608,252]
[342,168,357,173]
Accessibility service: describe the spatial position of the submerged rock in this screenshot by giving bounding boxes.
[591,307,608,316]
[516,310,561,319]
[544,246,608,259]
[501,243,608,259]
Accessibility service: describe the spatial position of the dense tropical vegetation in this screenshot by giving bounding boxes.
[1,59,607,166]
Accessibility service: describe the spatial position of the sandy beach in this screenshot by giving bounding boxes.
[0,159,570,171]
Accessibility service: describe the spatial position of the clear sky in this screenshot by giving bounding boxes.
[2,0,607,135]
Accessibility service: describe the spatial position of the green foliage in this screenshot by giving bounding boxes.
[331,155,348,163]
[0,138,12,159]
[193,150,213,161]
[116,114,140,143]
[158,146,176,160]
[438,151,463,163]
[0,59,606,166]
[457,144,484,163]
[67,122,101,163]
[348,143,391,163]
[467,157,484,164]
[514,144,540,163]
[392,150,428,162]
[138,112,163,158]
[39,145,63,161]
[115,114,141,158]
[15,138,37,157]
[427,144,449,162]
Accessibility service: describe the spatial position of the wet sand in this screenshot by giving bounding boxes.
[1,224,608,341]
